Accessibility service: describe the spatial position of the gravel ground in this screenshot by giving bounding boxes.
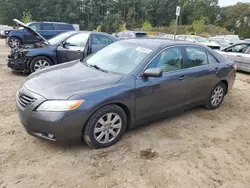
[0,39,250,188]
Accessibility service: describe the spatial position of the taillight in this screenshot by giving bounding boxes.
[233,64,237,71]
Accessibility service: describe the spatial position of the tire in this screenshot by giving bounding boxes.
[8,37,22,48]
[83,105,127,149]
[205,82,226,110]
[29,56,53,73]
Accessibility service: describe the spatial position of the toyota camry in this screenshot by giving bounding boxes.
[16,39,236,148]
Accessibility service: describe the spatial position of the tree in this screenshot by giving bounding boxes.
[141,20,152,31]
[192,18,205,34]
[22,11,33,23]
[118,23,127,32]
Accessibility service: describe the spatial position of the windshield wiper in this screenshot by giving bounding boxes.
[80,59,108,73]
[90,64,108,73]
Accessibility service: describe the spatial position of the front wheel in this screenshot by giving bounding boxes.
[205,82,226,110]
[83,105,127,149]
[29,56,53,73]
[8,37,21,48]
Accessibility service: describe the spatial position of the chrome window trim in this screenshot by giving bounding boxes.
[137,44,213,78]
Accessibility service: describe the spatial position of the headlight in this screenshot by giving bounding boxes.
[36,100,84,112]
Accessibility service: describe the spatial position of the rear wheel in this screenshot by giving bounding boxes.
[30,56,53,73]
[83,105,127,149]
[205,82,226,110]
[8,37,21,48]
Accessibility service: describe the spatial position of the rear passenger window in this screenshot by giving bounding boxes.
[208,53,219,64]
[42,23,54,30]
[56,24,74,30]
[185,47,208,68]
[92,35,113,45]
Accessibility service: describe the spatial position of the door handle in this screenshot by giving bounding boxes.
[179,75,187,81]
[77,50,82,54]
[236,55,242,57]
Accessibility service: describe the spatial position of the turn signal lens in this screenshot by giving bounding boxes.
[69,100,84,110]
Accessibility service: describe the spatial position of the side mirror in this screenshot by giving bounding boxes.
[143,68,163,78]
[62,42,68,48]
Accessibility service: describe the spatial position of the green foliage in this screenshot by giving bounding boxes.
[118,23,127,32]
[0,0,248,37]
[192,18,205,34]
[22,11,33,23]
[141,21,152,31]
[96,25,102,32]
[151,24,229,36]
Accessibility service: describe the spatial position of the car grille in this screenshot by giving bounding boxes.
[17,92,36,108]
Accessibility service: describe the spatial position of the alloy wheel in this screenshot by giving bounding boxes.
[34,60,50,71]
[94,113,122,144]
[9,38,20,48]
[211,86,224,106]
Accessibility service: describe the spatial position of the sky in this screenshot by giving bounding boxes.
[219,0,250,7]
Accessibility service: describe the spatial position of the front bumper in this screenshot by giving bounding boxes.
[16,87,88,143]
[8,52,30,72]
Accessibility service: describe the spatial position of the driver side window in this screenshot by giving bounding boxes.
[227,44,250,53]
[64,33,89,47]
[148,47,183,72]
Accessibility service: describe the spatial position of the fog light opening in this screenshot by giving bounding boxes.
[40,132,56,140]
[48,134,55,139]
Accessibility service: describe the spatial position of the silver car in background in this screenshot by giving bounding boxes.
[217,42,250,73]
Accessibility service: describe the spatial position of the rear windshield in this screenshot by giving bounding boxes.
[54,24,75,30]
[135,33,147,38]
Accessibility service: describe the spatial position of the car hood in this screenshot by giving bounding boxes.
[13,19,48,43]
[23,60,123,99]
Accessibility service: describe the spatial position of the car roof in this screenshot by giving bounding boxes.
[30,21,69,25]
[121,38,193,49]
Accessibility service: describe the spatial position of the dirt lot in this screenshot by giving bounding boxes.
[0,39,250,188]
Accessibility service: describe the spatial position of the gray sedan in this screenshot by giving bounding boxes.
[17,39,236,148]
[217,42,250,73]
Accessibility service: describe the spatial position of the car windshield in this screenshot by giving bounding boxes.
[48,32,75,45]
[193,36,209,43]
[86,42,153,74]
[218,40,231,46]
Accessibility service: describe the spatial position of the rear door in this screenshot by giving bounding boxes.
[183,46,219,105]
[91,34,114,53]
[56,32,90,63]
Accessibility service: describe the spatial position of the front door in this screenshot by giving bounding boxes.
[183,46,219,105]
[135,46,188,123]
[56,32,90,63]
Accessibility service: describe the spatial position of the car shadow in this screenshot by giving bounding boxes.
[33,107,202,151]
[11,71,29,77]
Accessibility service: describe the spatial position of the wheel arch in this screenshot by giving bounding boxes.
[82,102,132,134]
[220,80,228,95]
[28,55,55,72]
